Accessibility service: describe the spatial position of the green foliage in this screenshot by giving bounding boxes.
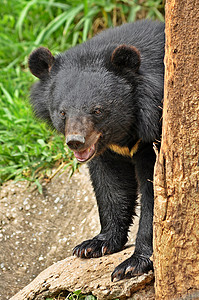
[45,289,97,299]
[0,0,164,188]
[65,289,96,299]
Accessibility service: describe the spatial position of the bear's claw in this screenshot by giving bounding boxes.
[111,254,153,281]
[73,237,122,259]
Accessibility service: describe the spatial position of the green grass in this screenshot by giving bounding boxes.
[0,0,164,189]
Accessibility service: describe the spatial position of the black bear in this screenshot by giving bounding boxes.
[28,19,165,281]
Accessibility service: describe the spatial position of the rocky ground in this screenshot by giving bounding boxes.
[0,165,142,300]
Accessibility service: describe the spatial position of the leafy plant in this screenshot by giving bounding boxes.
[45,289,97,299]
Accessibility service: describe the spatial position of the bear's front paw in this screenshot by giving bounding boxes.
[111,254,153,281]
[73,236,123,259]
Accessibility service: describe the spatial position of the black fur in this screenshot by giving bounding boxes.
[29,20,165,281]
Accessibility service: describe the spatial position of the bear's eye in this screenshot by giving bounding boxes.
[93,107,102,116]
[60,111,66,119]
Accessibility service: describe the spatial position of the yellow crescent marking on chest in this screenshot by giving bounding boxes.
[108,139,141,158]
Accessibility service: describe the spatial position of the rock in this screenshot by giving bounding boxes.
[10,247,154,300]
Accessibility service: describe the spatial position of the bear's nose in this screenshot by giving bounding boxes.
[66,135,85,150]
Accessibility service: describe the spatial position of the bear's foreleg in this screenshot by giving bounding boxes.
[73,150,138,258]
[111,143,155,280]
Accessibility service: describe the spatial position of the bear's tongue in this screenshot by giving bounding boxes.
[73,145,95,162]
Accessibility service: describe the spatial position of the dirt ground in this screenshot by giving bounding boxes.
[0,165,139,300]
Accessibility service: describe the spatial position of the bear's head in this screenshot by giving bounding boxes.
[29,44,160,162]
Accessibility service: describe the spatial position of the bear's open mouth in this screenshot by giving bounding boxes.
[73,144,96,163]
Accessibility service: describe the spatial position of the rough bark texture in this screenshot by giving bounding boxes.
[153,0,199,299]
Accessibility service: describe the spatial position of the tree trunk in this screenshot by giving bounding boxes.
[153,0,199,299]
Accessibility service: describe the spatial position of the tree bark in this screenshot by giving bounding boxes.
[153,0,199,299]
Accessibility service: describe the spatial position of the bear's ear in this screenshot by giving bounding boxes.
[28,47,55,79]
[111,44,141,72]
